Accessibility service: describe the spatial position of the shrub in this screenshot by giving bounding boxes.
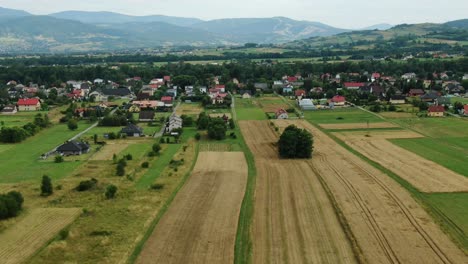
[0,191,24,220]
[118,158,127,167]
[105,185,118,199]
[152,143,162,154]
[67,119,78,131]
[150,184,164,190]
[116,163,125,176]
[58,229,69,240]
[126,154,133,160]
[141,162,149,168]
[148,151,156,157]
[195,133,201,140]
[76,178,98,192]
[108,132,117,140]
[54,155,64,163]
[41,175,53,196]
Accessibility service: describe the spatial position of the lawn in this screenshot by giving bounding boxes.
[235,98,267,121]
[303,107,384,124]
[0,121,93,183]
[391,137,468,177]
[393,117,468,138]
[0,111,51,127]
[450,97,468,104]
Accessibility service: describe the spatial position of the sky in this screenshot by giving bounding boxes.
[0,0,467,29]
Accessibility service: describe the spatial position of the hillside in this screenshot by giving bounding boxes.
[445,19,468,29]
[50,11,203,27]
[0,7,30,18]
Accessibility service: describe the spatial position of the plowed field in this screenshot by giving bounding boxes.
[136,152,248,264]
[275,120,468,264]
[240,121,357,264]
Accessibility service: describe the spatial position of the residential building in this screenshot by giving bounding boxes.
[120,123,144,137]
[343,82,365,90]
[275,109,289,119]
[331,95,346,106]
[56,141,90,156]
[0,105,17,115]
[299,99,316,111]
[139,111,155,122]
[17,98,41,111]
[390,95,406,105]
[166,114,183,133]
[427,105,445,117]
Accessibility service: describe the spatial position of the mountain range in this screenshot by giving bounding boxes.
[0,7,465,53]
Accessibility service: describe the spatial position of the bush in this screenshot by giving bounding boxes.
[118,158,127,167]
[195,133,201,140]
[150,184,164,190]
[41,175,53,196]
[116,163,126,176]
[152,143,161,154]
[148,151,156,157]
[278,125,313,159]
[54,155,64,163]
[229,119,235,129]
[0,191,24,220]
[76,178,98,192]
[126,154,133,160]
[105,185,118,199]
[67,119,78,131]
[230,132,237,139]
[108,132,117,140]
[388,105,397,111]
[141,162,149,168]
[58,229,69,240]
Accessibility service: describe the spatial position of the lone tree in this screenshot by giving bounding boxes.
[41,175,53,196]
[67,119,78,131]
[278,125,313,159]
[105,185,118,199]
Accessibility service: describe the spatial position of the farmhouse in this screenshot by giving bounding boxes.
[390,95,406,105]
[275,109,289,119]
[343,82,365,90]
[1,105,17,115]
[139,111,155,122]
[120,123,144,137]
[17,98,41,111]
[427,105,445,117]
[331,95,346,107]
[56,141,90,156]
[408,89,425,97]
[166,114,183,133]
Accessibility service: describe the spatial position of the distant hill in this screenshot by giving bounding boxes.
[361,23,393,31]
[444,19,468,29]
[50,11,204,27]
[0,7,30,19]
[191,17,349,43]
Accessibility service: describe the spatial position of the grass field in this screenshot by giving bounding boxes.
[303,107,384,124]
[0,121,93,183]
[235,98,267,121]
[393,117,468,138]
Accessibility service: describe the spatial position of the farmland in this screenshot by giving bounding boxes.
[136,152,248,264]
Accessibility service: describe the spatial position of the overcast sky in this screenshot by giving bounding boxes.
[0,0,467,29]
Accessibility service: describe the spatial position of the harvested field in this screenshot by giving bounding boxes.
[136,152,248,264]
[239,121,357,264]
[275,120,468,264]
[0,208,81,264]
[319,122,400,130]
[379,112,415,118]
[333,131,468,193]
[175,103,203,116]
[89,143,129,161]
[199,143,232,152]
[209,113,232,119]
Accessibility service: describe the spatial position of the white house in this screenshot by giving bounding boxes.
[166,114,183,133]
[94,78,104,85]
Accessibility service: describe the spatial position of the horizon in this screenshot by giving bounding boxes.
[0,0,467,29]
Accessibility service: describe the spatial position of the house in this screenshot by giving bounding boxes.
[282,86,293,94]
[166,114,183,133]
[163,76,171,83]
[408,89,425,97]
[295,89,306,99]
[56,141,90,156]
[242,91,252,99]
[89,91,107,102]
[310,87,323,94]
[167,88,178,97]
[423,80,432,89]
[132,100,159,109]
[211,93,228,104]
[428,105,445,117]
[287,76,298,83]
[299,99,316,111]
[435,97,451,106]
[463,74,468,81]
[139,111,155,122]
[1,105,17,115]
[161,96,173,105]
[371,72,381,82]
[17,98,41,111]
[344,82,365,90]
[120,123,144,137]
[94,78,104,84]
[390,95,406,105]
[199,86,207,94]
[275,109,289,119]
[101,88,132,98]
[215,85,226,93]
[402,73,417,80]
[420,93,438,103]
[128,105,141,113]
[331,95,346,106]
[254,83,268,91]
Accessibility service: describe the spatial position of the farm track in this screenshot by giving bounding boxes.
[275,120,468,264]
[0,208,81,264]
[135,152,248,264]
[239,121,357,264]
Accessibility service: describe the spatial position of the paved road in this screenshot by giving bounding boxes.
[229,92,237,121]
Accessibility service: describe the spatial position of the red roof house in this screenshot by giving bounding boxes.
[287,76,298,83]
[275,108,289,119]
[331,95,346,106]
[17,98,41,111]
[344,82,365,89]
[161,96,173,105]
[163,76,171,82]
[428,105,445,117]
[409,89,425,96]
[464,105,468,116]
[372,73,381,80]
[295,89,306,97]
[215,85,226,92]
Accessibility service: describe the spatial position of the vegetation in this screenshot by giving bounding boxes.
[40,175,53,196]
[67,119,78,131]
[0,191,24,220]
[76,178,98,192]
[278,125,314,159]
[105,185,118,199]
[207,118,227,140]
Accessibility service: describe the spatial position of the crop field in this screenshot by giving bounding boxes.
[240,121,357,264]
[393,117,468,138]
[235,98,267,120]
[209,113,232,119]
[274,120,467,263]
[176,103,204,116]
[199,143,233,152]
[332,130,468,193]
[89,142,130,161]
[303,108,384,124]
[0,208,81,264]
[136,152,248,264]
[319,122,399,130]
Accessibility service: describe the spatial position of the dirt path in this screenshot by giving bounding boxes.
[135,152,248,264]
[275,120,468,264]
[240,121,357,264]
[333,132,468,193]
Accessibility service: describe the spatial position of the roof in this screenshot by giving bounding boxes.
[295,89,306,96]
[409,89,425,95]
[372,73,381,78]
[163,76,171,81]
[17,98,40,106]
[464,105,468,112]
[287,76,298,82]
[331,95,346,103]
[101,88,131,96]
[161,96,173,101]
[57,141,89,152]
[428,106,445,113]
[275,108,288,116]
[391,95,406,100]
[344,82,365,88]
[121,123,143,134]
[215,84,225,89]
[1,105,16,113]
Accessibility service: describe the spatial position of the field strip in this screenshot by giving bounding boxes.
[209,113,232,119]
[0,208,81,264]
[333,132,468,193]
[89,143,130,161]
[239,121,357,264]
[135,152,248,264]
[318,122,400,130]
[275,120,468,264]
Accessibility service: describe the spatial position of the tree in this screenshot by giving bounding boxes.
[207,118,227,140]
[197,112,210,129]
[116,163,126,176]
[152,143,162,154]
[229,119,235,129]
[67,119,78,131]
[105,185,118,199]
[41,175,53,196]
[278,125,313,159]
[54,155,64,163]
